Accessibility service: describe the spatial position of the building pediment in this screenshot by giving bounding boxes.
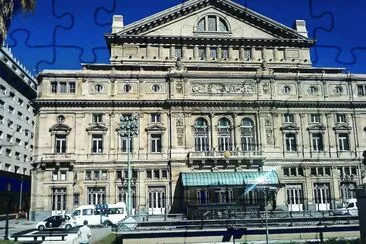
[333,124,352,131]
[49,123,72,133]
[280,124,300,131]
[110,0,310,41]
[86,124,108,132]
[307,124,326,131]
[145,124,167,132]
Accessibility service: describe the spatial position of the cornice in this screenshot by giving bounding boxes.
[105,34,315,48]
[34,99,366,109]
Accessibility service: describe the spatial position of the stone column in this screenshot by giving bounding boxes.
[210,114,217,150]
[233,114,241,150]
[109,169,116,203]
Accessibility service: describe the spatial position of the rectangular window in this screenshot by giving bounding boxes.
[151,134,162,153]
[338,133,350,151]
[336,114,347,123]
[87,187,106,205]
[55,134,67,153]
[147,170,152,179]
[118,187,136,208]
[148,186,166,209]
[151,113,161,123]
[92,114,103,123]
[198,47,206,60]
[0,100,4,109]
[51,82,58,93]
[154,169,160,179]
[6,134,13,143]
[310,114,320,123]
[221,47,229,59]
[7,120,13,128]
[244,49,251,60]
[121,136,132,153]
[285,133,297,151]
[9,91,15,100]
[92,134,103,153]
[101,170,108,180]
[60,171,66,181]
[85,170,92,180]
[52,171,58,181]
[175,46,182,59]
[312,133,324,151]
[283,167,289,176]
[357,85,366,96]
[284,114,294,123]
[60,82,67,93]
[8,106,14,114]
[52,188,67,211]
[69,82,76,93]
[93,170,100,180]
[18,98,24,106]
[73,193,80,205]
[0,85,6,95]
[298,167,304,176]
[162,170,168,179]
[209,47,218,59]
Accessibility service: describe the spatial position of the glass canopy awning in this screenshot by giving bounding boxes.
[181,171,280,187]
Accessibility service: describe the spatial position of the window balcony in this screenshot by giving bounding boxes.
[42,153,75,162]
[188,149,264,169]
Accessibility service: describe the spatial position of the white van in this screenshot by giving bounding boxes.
[71,202,127,226]
[333,198,358,216]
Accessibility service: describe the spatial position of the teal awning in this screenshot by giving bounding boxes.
[181,171,279,187]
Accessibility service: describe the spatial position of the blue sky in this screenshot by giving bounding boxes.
[6,0,366,75]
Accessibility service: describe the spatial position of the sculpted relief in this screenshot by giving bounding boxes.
[191,83,255,95]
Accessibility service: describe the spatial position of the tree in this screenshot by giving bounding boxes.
[0,0,36,42]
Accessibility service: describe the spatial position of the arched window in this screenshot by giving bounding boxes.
[241,118,255,151]
[194,118,209,151]
[196,15,229,32]
[217,118,232,151]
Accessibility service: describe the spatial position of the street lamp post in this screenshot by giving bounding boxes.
[119,114,139,216]
[264,188,269,244]
[19,176,23,212]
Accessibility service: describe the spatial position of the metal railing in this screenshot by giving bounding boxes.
[114,210,359,233]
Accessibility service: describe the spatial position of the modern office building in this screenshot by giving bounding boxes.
[31,0,366,220]
[0,45,37,215]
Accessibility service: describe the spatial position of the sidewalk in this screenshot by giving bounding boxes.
[0,218,35,228]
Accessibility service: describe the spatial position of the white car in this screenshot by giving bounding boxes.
[332,198,358,216]
[36,214,76,231]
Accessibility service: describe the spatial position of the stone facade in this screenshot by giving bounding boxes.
[31,0,366,220]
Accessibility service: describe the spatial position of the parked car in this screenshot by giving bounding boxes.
[332,198,358,216]
[36,214,76,231]
[71,202,126,226]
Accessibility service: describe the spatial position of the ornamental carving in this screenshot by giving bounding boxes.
[176,81,183,94]
[191,83,254,94]
[266,128,273,144]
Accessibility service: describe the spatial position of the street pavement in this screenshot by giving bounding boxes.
[0,218,111,243]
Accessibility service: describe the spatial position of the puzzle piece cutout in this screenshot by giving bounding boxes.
[6,0,366,73]
[310,0,366,71]
[7,0,121,73]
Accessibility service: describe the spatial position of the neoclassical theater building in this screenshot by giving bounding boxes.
[30,0,366,220]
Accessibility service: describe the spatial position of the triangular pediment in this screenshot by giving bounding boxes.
[307,124,326,131]
[49,123,71,133]
[115,0,308,41]
[86,124,108,132]
[145,124,167,132]
[280,124,300,131]
[333,123,352,131]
